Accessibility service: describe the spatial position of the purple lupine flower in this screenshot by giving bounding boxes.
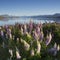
[39,31,44,42]
[7,28,11,35]
[7,28,12,39]
[33,30,39,40]
[29,20,33,32]
[48,43,60,56]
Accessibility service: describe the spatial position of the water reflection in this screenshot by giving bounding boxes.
[0,18,54,26]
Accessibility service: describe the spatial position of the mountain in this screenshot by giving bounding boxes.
[0,14,20,20]
[30,13,60,18]
[0,13,60,20]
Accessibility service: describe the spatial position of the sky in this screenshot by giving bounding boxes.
[0,0,60,16]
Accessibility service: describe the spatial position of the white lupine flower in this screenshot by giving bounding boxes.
[21,27,24,35]
[16,50,21,59]
[24,24,27,34]
[36,40,41,54]
[57,45,60,51]
[26,32,31,38]
[9,49,13,57]
[21,39,30,51]
[54,43,57,49]
[31,49,35,56]
[17,38,19,42]
[48,33,52,41]
[9,34,12,39]
[24,41,30,51]
[0,27,1,29]
[15,47,21,59]
[45,33,52,46]
[0,30,4,37]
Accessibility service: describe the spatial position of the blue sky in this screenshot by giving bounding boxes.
[0,0,60,16]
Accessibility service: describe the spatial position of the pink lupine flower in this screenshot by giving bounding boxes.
[29,20,33,31]
[36,27,40,36]
[39,22,42,29]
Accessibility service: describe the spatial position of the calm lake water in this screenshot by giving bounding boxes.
[0,18,54,26]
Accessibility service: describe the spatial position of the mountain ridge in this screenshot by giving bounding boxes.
[0,13,60,20]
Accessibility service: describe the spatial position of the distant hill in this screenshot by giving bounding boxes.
[0,14,20,20]
[30,13,60,18]
[0,13,60,20]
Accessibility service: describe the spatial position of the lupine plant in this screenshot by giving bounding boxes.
[0,22,60,60]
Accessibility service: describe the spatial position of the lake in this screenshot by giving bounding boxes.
[0,18,55,26]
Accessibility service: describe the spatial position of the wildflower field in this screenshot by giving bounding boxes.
[0,22,60,60]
